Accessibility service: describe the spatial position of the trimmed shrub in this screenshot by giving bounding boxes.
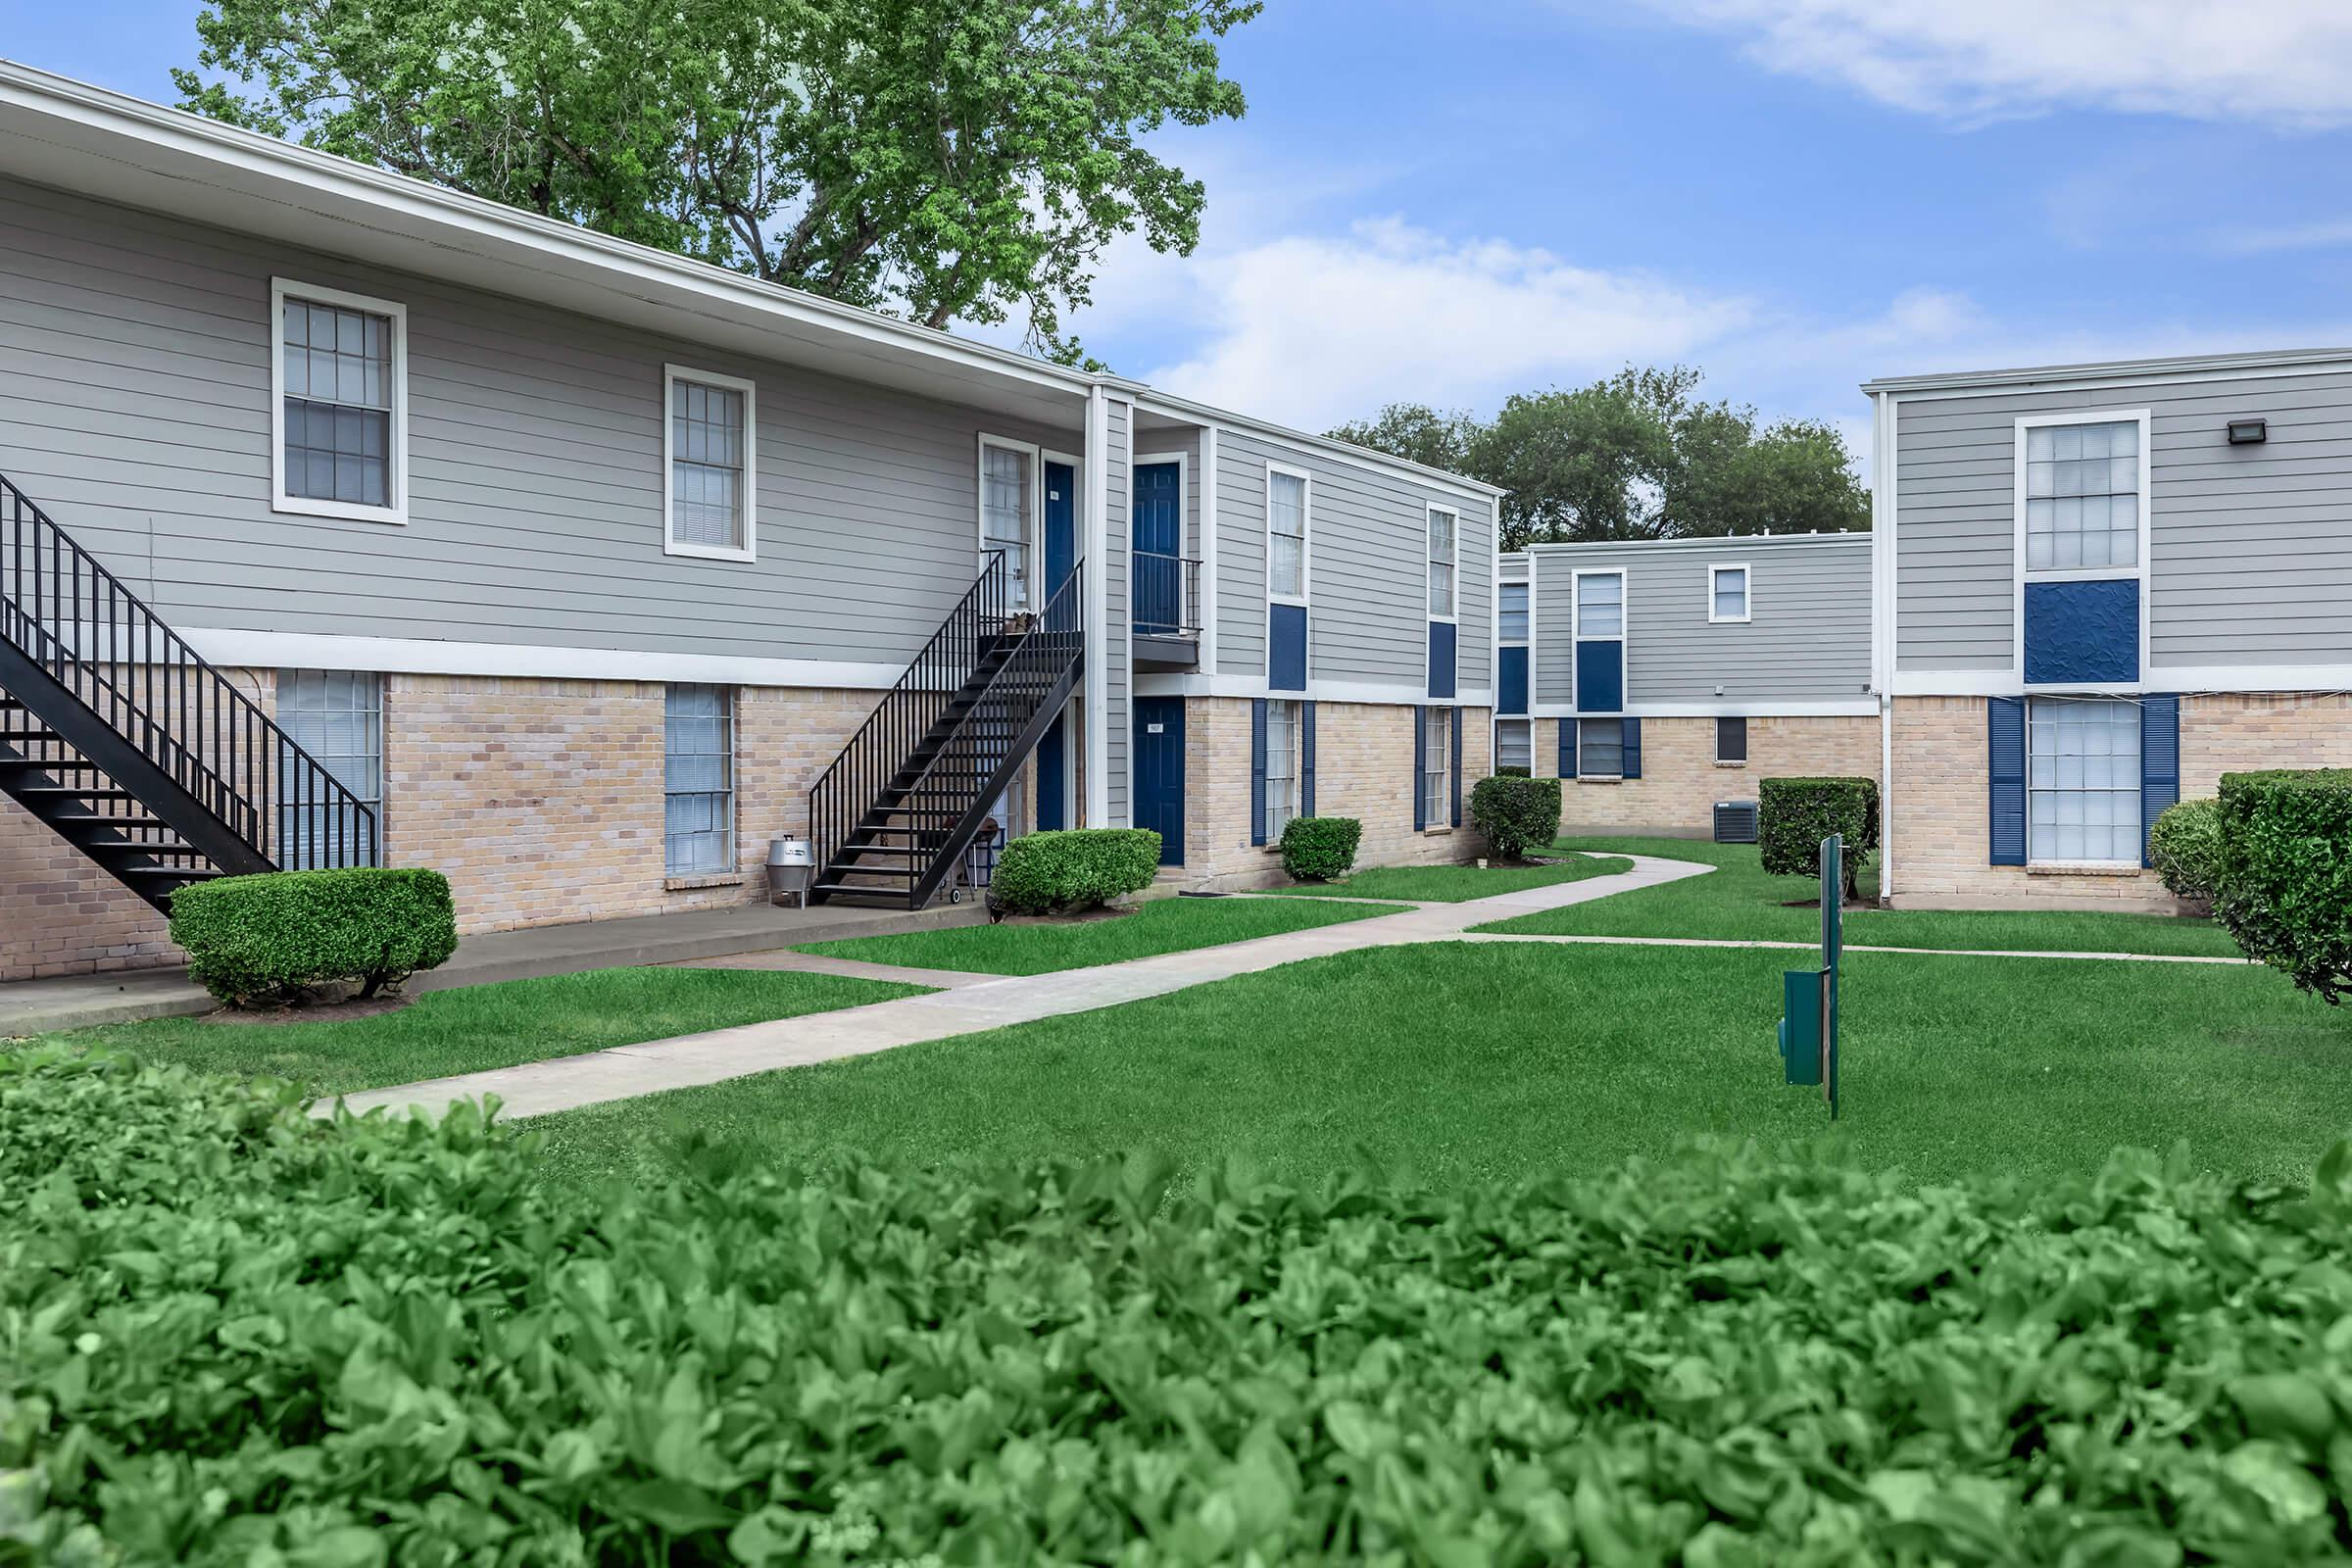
[2149,797,2224,905]
[1494,764,1532,778]
[1469,773,1563,861]
[2214,769,2352,1002]
[9,1045,2352,1563]
[1759,776,1880,902]
[990,828,1159,915]
[169,866,457,1005]
[1280,815,1362,881]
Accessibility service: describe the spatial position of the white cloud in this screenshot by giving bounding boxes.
[1631,0,2352,127]
[1135,218,1752,431]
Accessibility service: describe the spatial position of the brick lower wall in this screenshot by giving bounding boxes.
[1532,714,1881,836]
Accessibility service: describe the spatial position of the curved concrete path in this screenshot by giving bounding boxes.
[326,855,1710,1122]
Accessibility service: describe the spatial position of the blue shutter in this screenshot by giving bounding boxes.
[1250,699,1268,847]
[1301,701,1317,819]
[1560,718,1579,779]
[1413,708,1428,831]
[1621,717,1642,780]
[1450,706,1464,827]
[2140,694,2180,868]
[1988,696,2027,866]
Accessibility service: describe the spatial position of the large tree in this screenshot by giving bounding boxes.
[1330,368,1869,551]
[176,0,1257,362]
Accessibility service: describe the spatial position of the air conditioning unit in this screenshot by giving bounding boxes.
[1714,801,1759,844]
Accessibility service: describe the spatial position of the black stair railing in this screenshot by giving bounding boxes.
[0,469,376,873]
[808,550,1012,880]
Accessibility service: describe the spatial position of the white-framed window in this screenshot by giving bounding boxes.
[1421,707,1449,825]
[663,366,756,561]
[1575,570,1624,637]
[1578,717,1624,778]
[1498,581,1530,642]
[276,668,382,868]
[1494,717,1533,771]
[1709,564,1750,623]
[664,684,736,876]
[1268,466,1310,602]
[2029,697,2140,865]
[1715,714,1748,764]
[1263,699,1301,842]
[270,279,406,523]
[2023,417,2142,572]
[979,435,1040,608]
[1427,505,1457,618]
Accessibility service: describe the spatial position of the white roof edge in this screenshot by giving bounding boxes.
[1521,532,1869,553]
[1861,345,2352,396]
[0,58,1506,503]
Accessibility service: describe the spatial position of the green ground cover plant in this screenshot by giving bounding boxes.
[1474,837,2237,956]
[1255,854,1630,904]
[11,1044,2351,1564]
[40,966,927,1097]
[797,891,1402,976]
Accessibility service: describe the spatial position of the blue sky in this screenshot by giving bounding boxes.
[13,0,2352,468]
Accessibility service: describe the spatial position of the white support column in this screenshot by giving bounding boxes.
[1083,385,1111,827]
[1198,423,1219,673]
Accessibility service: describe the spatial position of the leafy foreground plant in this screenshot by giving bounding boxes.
[8,1048,2352,1565]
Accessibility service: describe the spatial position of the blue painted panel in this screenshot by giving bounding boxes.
[1575,640,1623,712]
[1035,712,1067,831]
[1988,696,2027,866]
[1427,620,1457,699]
[1269,603,1307,691]
[2024,578,2139,685]
[1250,699,1268,846]
[1498,647,1529,715]
[1134,698,1185,865]
[2140,694,2180,869]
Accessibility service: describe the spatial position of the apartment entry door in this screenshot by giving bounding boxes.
[1035,461,1078,829]
[1133,461,1182,634]
[1133,697,1185,866]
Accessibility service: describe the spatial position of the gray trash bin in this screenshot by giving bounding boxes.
[767,837,814,907]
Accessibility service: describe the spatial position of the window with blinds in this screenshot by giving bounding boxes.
[664,685,735,876]
[1269,469,1308,599]
[665,368,755,557]
[275,668,382,868]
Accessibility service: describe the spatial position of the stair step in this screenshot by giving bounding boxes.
[51,813,170,836]
[0,753,97,769]
[14,785,139,802]
[83,841,206,859]
[121,865,222,883]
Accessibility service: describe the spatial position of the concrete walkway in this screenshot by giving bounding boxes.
[328,855,1713,1121]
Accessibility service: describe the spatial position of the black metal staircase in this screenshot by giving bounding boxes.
[0,470,378,911]
[808,552,1084,908]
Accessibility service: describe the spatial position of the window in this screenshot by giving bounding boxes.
[1263,699,1301,842]
[276,669,382,868]
[272,280,404,521]
[1427,506,1457,617]
[665,367,755,559]
[1495,717,1532,771]
[664,684,735,876]
[1498,581,1530,641]
[2029,697,2140,863]
[981,438,1037,606]
[1269,468,1308,600]
[2025,419,2139,571]
[1709,564,1749,623]
[1576,571,1623,637]
[1715,715,1748,764]
[1578,717,1624,778]
[1422,708,1450,824]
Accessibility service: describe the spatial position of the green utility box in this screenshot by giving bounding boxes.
[1779,968,1823,1086]
[1774,834,1842,1118]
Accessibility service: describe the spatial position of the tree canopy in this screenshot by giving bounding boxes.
[176,0,1258,363]
[1329,367,1870,551]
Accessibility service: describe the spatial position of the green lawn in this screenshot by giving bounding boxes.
[794,891,1406,976]
[1469,835,2238,957]
[1254,852,1633,902]
[532,938,2350,1195]
[48,966,928,1097]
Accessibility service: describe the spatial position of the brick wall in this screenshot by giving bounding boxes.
[1539,714,1880,836]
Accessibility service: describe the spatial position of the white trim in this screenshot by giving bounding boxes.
[661,363,759,562]
[1125,391,1507,501]
[1712,712,1749,764]
[1133,670,1492,706]
[1706,562,1751,624]
[1875,389,1898,904]
[1522,532,1864,556]
[1132,449,1191,634]
[1425,503,1460,623]
[270,276,409,525]
[1118,396,1137,828]
[977,432,1045,606]
[1895,664,2352,697]
[1198,425,1220,671]
[2011,409,2152,685]
[1532,699,1878,719]
[1863,345,2352,397]
[1083,389,1110,826]
[1264,461,1312,606]
[182,626,905,686]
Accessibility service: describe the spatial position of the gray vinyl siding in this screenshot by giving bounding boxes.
[1893,368,2352,671]
[1525,536,1870,705]
[1212,429,1494,691]
[1102,398,1131,824]
[0,173,1083,666]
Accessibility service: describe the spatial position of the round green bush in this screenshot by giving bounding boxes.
[1469,774,1563,860]
[990,828,1159,915]
[168,866,458,1006]
[2148,797,2223,904]
[1279,815,1361,881]
[1759,777,1879,902]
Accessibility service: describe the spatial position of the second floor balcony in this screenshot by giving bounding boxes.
[1132,550,1201,665]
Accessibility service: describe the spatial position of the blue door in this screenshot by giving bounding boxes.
[1133,697,1185,865]
[1133,462,1182,634]
[1044,461,1076,599]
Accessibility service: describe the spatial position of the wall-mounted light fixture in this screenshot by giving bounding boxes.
[2228,418,2269,445]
